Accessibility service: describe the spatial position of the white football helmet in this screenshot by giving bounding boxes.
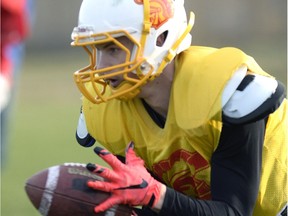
[71,0,194,103]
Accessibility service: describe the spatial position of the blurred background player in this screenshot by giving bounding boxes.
[71,0,287,215]
[1,0,34,167]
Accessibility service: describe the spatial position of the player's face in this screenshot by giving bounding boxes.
[95,36,135,89]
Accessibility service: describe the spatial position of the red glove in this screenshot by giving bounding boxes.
[86,142,162,213]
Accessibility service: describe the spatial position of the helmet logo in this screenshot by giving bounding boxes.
[135,0,174,29]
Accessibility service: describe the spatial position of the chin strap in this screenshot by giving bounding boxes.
[155,11,195,78]
[140,0,151,55]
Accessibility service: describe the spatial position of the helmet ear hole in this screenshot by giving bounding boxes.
[156,31,168,47]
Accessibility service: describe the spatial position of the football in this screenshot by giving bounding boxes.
[25,163,135,216]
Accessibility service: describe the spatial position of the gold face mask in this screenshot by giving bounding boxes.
[72,29,154,104]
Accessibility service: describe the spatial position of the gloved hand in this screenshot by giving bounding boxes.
[86,142,163,213]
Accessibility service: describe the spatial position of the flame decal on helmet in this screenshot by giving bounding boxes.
[135,0,174,29]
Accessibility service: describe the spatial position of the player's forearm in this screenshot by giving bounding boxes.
[156,187,240,216]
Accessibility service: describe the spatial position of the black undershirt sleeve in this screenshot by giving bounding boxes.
[156,119,265,216]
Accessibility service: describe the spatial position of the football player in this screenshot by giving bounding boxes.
[71,0,287,215]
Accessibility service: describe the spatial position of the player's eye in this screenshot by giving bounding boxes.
[106,46,121,55]
[96,42,121,53]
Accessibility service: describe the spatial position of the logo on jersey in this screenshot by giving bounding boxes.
[152,149,211,199]
[134,0,174,29]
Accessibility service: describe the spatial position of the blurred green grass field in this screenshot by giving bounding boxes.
[1,43,287,215]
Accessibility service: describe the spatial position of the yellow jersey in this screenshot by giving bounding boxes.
[82,46,287,215]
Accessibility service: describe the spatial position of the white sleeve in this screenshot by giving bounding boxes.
[76,108,96,147]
